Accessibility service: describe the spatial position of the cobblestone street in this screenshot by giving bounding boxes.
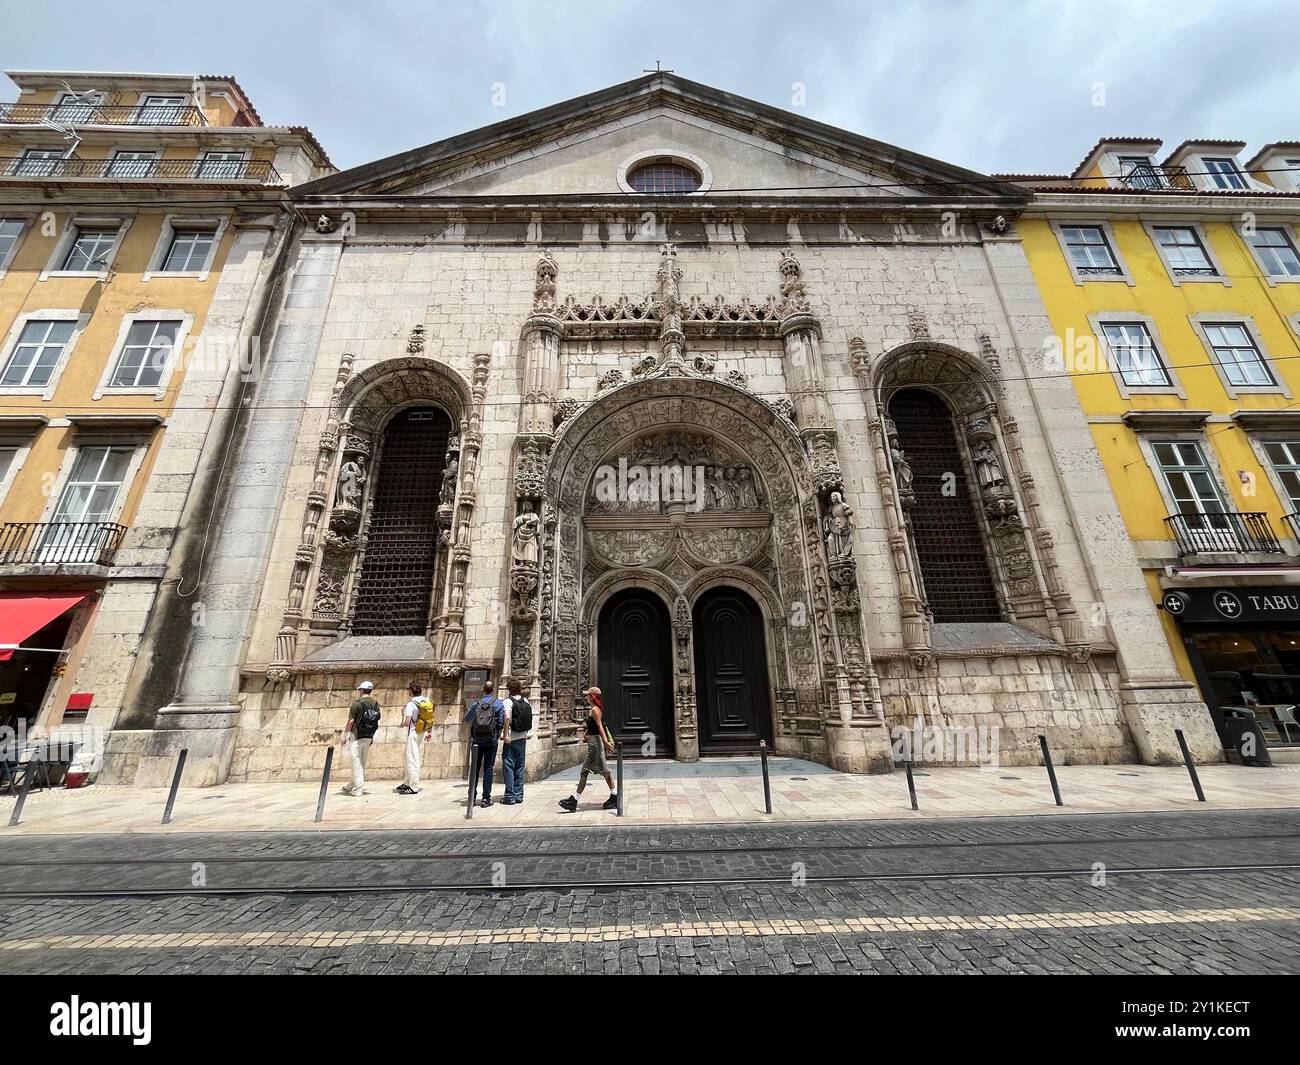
[3,809,1298,974]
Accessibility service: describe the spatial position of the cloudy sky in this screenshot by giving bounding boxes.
[2,0,1294,176]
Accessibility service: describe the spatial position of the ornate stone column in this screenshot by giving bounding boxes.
[268,352,355,680]
[853,335,932,667]
[433,352,491,675]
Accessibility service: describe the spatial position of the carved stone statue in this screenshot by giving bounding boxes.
[512,501,541,568]
[972,439,1005,490]
[823,490,855,561]
[440,457,459,505]
[735,468,759,510]
[335,457,366,507]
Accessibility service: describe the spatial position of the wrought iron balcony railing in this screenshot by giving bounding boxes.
[1119,162,1197,191]
[1164,511,1283,558]
[0,522,127,566]
[0,102,206,127]
[0,156,282,185]
[1285,513,1300,542]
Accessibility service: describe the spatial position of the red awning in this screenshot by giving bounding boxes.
[0,593,87,662]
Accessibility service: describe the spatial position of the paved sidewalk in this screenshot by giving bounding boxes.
[3,757,1299,835]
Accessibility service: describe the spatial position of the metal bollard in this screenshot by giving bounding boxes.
[1175,728,1207,803]
[905,760,919,811]
[1038,734,1063,807]
[466,744,481,820]
[8,758,41,827]
[615,741,624,817]
[759,740,772,815]
[161,749,189,825]
[314,746,334,823]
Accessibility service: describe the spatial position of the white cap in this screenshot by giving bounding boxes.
[358,680,374,691]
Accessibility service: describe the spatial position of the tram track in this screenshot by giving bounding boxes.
[1,861,1299,899]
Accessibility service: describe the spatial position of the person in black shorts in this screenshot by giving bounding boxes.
[558,686,617,812]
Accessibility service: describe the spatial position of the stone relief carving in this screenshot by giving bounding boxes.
[585,431,766,515]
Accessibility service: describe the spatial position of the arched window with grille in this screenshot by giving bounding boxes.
[351,406,452,635]
[888,388,1002,623]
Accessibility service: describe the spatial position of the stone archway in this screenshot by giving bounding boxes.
[266,350,491,676]
[522,371,833,761]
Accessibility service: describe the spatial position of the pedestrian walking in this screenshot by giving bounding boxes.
[558,685,617,812]
[463,680,505,807]
[500,677,533,805]
[396,682,434,795]
[342,680,380,796]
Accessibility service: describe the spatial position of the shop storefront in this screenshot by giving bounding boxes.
[1161,586,1300,748]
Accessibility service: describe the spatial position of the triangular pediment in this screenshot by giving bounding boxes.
[297,74,1023,204]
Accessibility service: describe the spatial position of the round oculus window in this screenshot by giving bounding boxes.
[627,159,703,194]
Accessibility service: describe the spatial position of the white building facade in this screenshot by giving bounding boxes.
[108,75,1220,785]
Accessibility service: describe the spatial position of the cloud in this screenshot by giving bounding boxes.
[1,0,1293,176]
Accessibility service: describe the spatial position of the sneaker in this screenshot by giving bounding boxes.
[352,788,365,797]
[480,798,493,808]
[602,794,618,811]
[395,784,416,795]
[558,795,578,812]
[341,784,355,796]
[500,797,516,805]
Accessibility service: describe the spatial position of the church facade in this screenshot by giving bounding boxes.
[105,74,1220,785]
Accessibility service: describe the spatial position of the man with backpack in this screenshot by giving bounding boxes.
[396,682,434,796]
[462,680,504,808]
[343,680,381,796]
[500,677,533,805]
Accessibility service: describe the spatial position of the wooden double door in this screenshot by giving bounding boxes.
[596,586,772,757]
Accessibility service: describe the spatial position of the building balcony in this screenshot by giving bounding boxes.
[1119,162,1196,191]
[0,102,206,127]
[1164,511,1284,560]
[0,522,127,568]
[0,156,282,185]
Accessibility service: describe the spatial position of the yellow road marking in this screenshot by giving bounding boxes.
[1,906,1297,952]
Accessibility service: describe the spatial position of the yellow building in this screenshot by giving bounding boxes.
[1008,138,1300,754]
[0,71,330,750]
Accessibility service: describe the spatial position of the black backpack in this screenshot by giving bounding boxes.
[471,698,499,740]
[355,700,381,739]
[509,695,533,733]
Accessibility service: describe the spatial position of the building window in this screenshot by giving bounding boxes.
[351,407,453,636]
[1118,155,1162,188]
[1249,227,1300,278]
[1060,225,1122,276]
[888,388,1002,624]
[1262,441,1300,513]
[1201,322,1275,387]
[1153,226,1216,276]
[50,92,99,125]
[50,446,133,525]
[108,320,180,389]
[14,148,65,177]
[0,218,24,267]
[196,151,246,179]
[1101,322,1172,387]
[136,95,187,125]
[104,150,157,178]
[627,160,702,194]
[1,319,74,388]
[1154,440,1229,524]
[60,226,118,272]
[160,227,217,273]
[0,446,18,485]
[1204,157,1248,189]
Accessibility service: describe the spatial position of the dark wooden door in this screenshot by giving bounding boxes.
[693,587,773,752]
[597,589,674,756]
